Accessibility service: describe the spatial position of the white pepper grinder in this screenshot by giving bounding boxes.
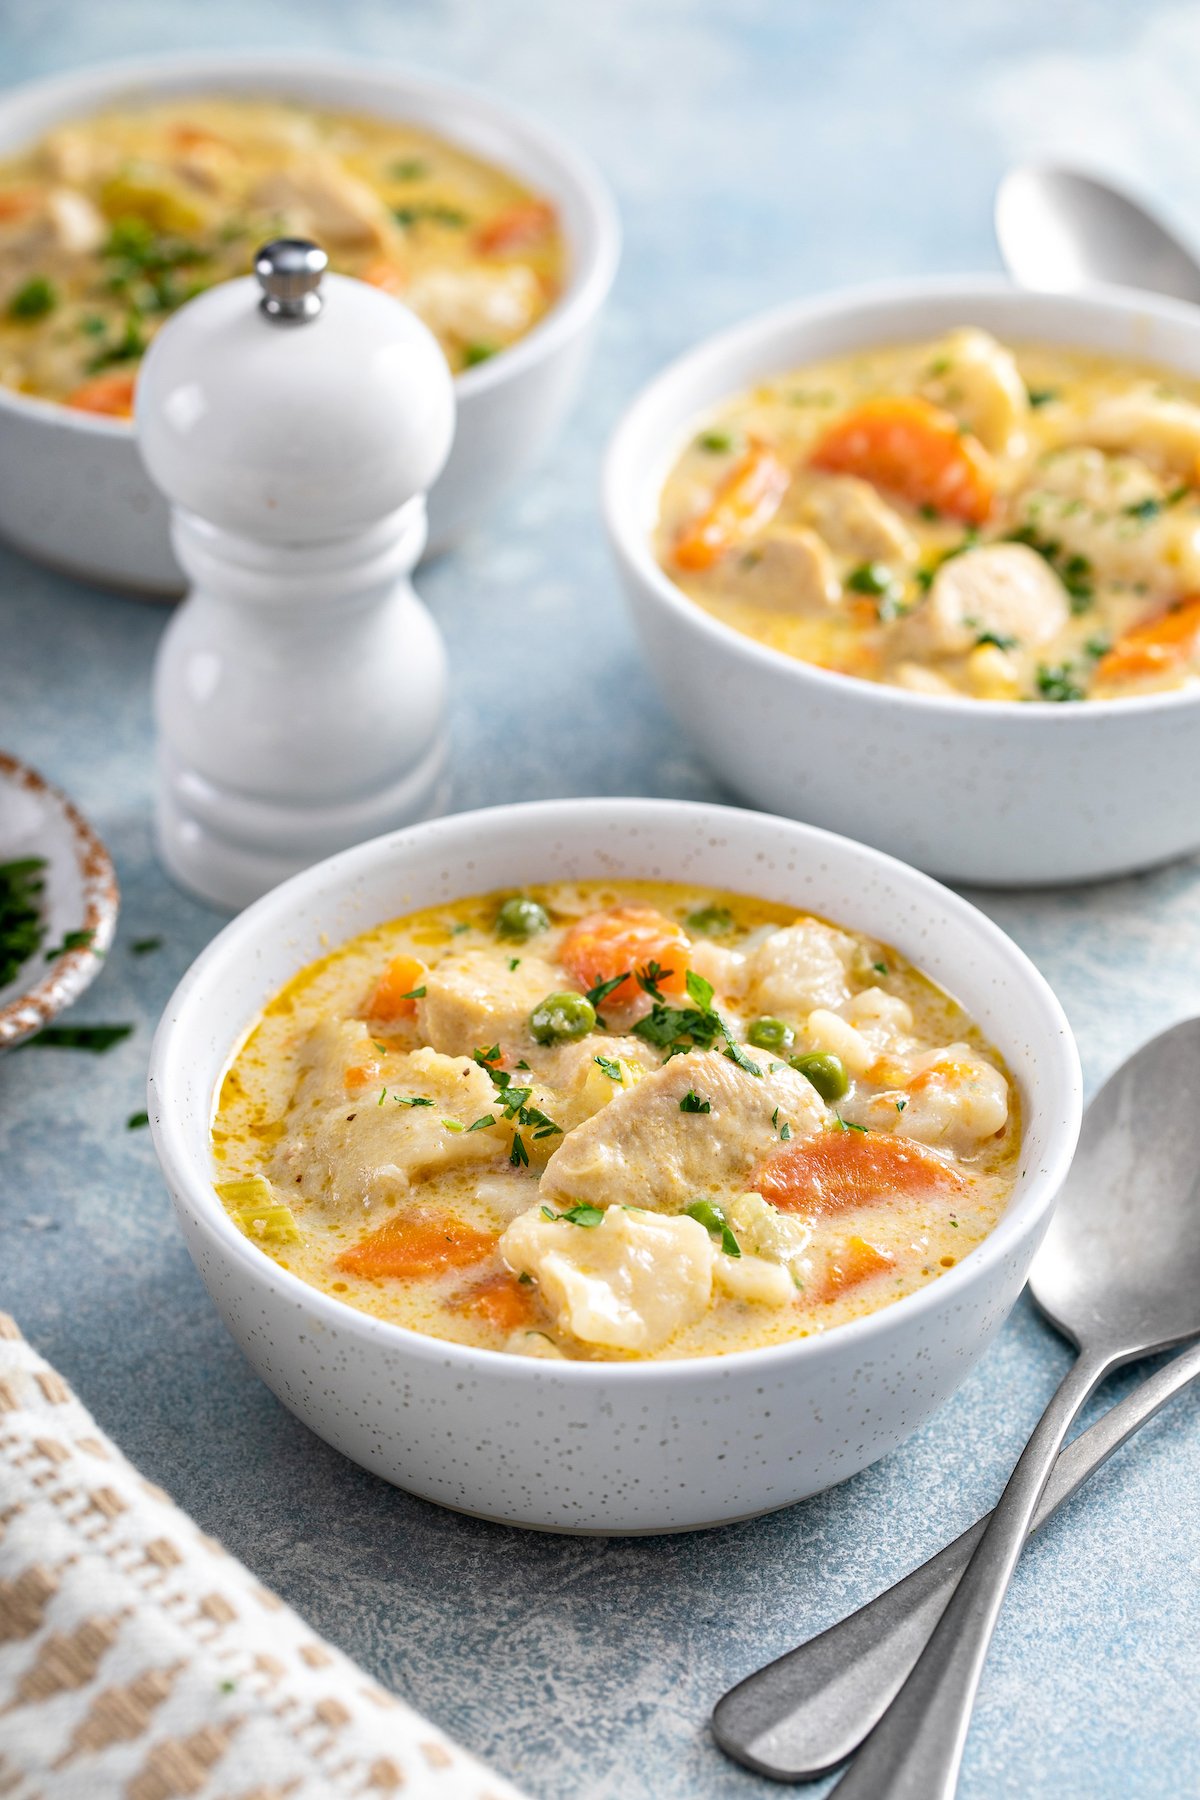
[138,238,456,911]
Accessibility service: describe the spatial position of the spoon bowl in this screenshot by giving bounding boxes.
[1031,1015,1200,1355]
[995,165,1200,304]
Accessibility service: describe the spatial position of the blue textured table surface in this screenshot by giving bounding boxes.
[4,3,1200,1795]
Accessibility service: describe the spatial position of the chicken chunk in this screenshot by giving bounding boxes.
[538,1049,825,1213]
[748,919,858,1018]
[405,264,540,348]
[844,1044,1008,1153]
[919,328,1029,458]
[500,1204,714,1352]
[271,1027,501,1221]
[251,157,394,249]
[910,543,1069,658]
[417,949,562,1057]
[1063,387,1200,477]
[1017,448,1200,599]
[0,185,106,305]
[788,472,918,565]
[718,524,839,613]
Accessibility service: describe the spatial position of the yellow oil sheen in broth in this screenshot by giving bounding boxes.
[657,333,1200,703]
[0,94,564,410]
[212,879,1020,1363]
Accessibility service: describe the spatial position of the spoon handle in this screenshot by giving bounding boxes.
[823,1350,1109,1800]
[713,1339,1200,1781]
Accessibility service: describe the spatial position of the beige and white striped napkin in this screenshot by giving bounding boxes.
[0,1313,527,1800]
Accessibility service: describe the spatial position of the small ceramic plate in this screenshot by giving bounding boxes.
[0,753,119,1050]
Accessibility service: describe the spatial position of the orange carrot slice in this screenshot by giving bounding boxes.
[364,954,427,1022]
[342,1057,382,1094]
[673,439,791,571]
[65,372,137,417]
[336,1214,497,1280]
[361,256,408,296]
[811,396,993,524]
[473,199,556,256]
[559,905,690,1008]
[1094,595,1200,686]
[452,1271,536,1332]
[752,1129,965,1218]
[822,1234,895,1302]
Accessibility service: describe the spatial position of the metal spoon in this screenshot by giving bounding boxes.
[995,164,1200,303]
[713,1017,1200,1793]
[713,1336,1200,1780]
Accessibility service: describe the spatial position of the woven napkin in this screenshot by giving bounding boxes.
[0,1312,527,1800]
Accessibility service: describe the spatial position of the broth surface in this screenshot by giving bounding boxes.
[656,333,1200,702]
[213,880,1020,1362]
[0,94,564,408]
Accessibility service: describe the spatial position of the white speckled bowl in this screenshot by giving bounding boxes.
[0,52,619,593]
[605,277,1200,885]
[148,798,1081,1533]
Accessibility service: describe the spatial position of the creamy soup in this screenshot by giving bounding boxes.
[657,332,1200,701]
[212,881,1019,1362]
[0,95,564,410]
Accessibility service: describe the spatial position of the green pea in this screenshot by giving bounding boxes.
[496,895,550,942]
[685,904,734,936]
[790,1051,849,1102]
[747,1016,794,1052]
[685,1199,740,1258]
[529,991,596,1044]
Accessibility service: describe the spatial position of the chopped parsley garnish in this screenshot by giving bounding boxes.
[1008,527,1093,611]
[9,276,57,320]
[1124,495,1164,521]
[631,967,761,1075]
[1035,662,1085,703]
[130,936,162,955]
[585,970,630,1025]
[697,428,738,453]
[442,1118,464,1133]
[917,502,940,521]
[510,1132,530,1168]
[1084,635,1113,660]
[685,1198,740,1257]
[508,957,520,971]
[472,1044,562,1141]
[872,961,889,976]
[685,904,734,936]
[679,1089,711,1114]
[398,985,426,1000]
[393,202,469,228]
[834,1113,867,1133]
[126,1110,149,1130]
[465,1113,496,1132]
[975,631,1018,652]
[0,856,47,987]
[779,1119,792,1141]
[22,1023,132,1052]
[451,921,471,935]
[391,157,430,180]
[462,341,499,367]
[594,1054,623,1080]
[81,314,106,337]
[1026,387,1060,408]
[394,1094,434,1107]
[44,927,95,962]
[896,1098,908,1112]
[541,1202,603,1228]
[846,562,895,597]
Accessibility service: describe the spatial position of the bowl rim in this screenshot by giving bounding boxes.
[0,751,120,1049]
[604,271,1200,724]
[0,47,621,437]
[148,795,1083,1387]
